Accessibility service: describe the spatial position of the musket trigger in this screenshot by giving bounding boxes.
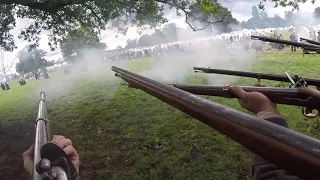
[223,84,231,91]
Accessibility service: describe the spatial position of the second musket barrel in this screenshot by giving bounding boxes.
[193,67,320,88]
[251,35,320,48]
[300,38,320,46]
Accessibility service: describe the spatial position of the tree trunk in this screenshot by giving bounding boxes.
[3,71,8,82]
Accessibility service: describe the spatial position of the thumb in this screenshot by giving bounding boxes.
[231,86,248,99]
[298,88,320,100]
[23,145,34,158]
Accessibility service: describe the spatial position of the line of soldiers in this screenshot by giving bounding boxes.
[105,34,266,62]
[269,31,285,50]
[1,82,10,90]
[269,30,299,52]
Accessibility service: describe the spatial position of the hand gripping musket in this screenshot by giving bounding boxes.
[170,84,320,118]
[193,67,320,89]
[33,92,78,180]
[112,66,320,180]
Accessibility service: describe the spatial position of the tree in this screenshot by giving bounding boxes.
[284,11,297,26]
[1,0,307,51]
[136,29,170,47]
[259,11,268,20]
[138,34,152,47]
[124,23,178,49]
[16,47,49,74]
[0,0,240,52]
[258,0,316,10]
[251,6,261,28]
[0,48,15,81]
[151,30,167,45]
[271,14,287,27]
[185,0,237,35]
[116,45,123,50]
[125,39,138,49]
[258,11,268,28]
[252,6,260,19]
[313,7,320,20]
[60,28,106,62]
[161,23,178,42]
[187,1,235,31]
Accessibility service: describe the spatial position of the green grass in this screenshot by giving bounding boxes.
[0,80,41,123]
[1,48,319,179]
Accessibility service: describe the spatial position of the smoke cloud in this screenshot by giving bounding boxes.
[32,48,130,101]
[31,24,261,102]
[139,28,256,85]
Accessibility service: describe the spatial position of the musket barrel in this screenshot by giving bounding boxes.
[33,92,49,180]
[303,47,320,51]
[33,92,74,180]
[251,35,320,48]
[112,66,320,180]
[193,67,320,87]
[300,38,320,46]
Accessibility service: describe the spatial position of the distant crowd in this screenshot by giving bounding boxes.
[1,69,49,91]
[104,26,320,61]
[105,33,266,61]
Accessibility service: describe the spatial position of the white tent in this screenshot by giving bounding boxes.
[297,27,310,41]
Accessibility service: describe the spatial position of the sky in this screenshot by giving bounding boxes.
[221,0,319,21]
[2,0,320,74]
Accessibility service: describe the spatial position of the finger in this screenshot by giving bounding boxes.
[63,145,80,167]
[23,145,35,157]
[56,138,72,149]
[231,86,248,99]
[299,88,320,99]
[51,135,65,144]
[63,145,79,158]
[238,99,247,109]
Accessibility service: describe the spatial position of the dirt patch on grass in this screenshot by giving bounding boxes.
[186,147,201,163]
[0,121,34,180]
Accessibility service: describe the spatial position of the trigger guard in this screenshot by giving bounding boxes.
[302,107,319,119]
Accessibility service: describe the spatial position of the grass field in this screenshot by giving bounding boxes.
[0,48,319,180]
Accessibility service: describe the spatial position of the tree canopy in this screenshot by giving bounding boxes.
[123,23,180,49]
[0,0,314,52]
[125,39,139,49]
[60,27,106,62]
[258,0,316,10]
[314,7,320,19]
[120,3,320,50]
[16,47,52,74]
[239,5,320,29]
